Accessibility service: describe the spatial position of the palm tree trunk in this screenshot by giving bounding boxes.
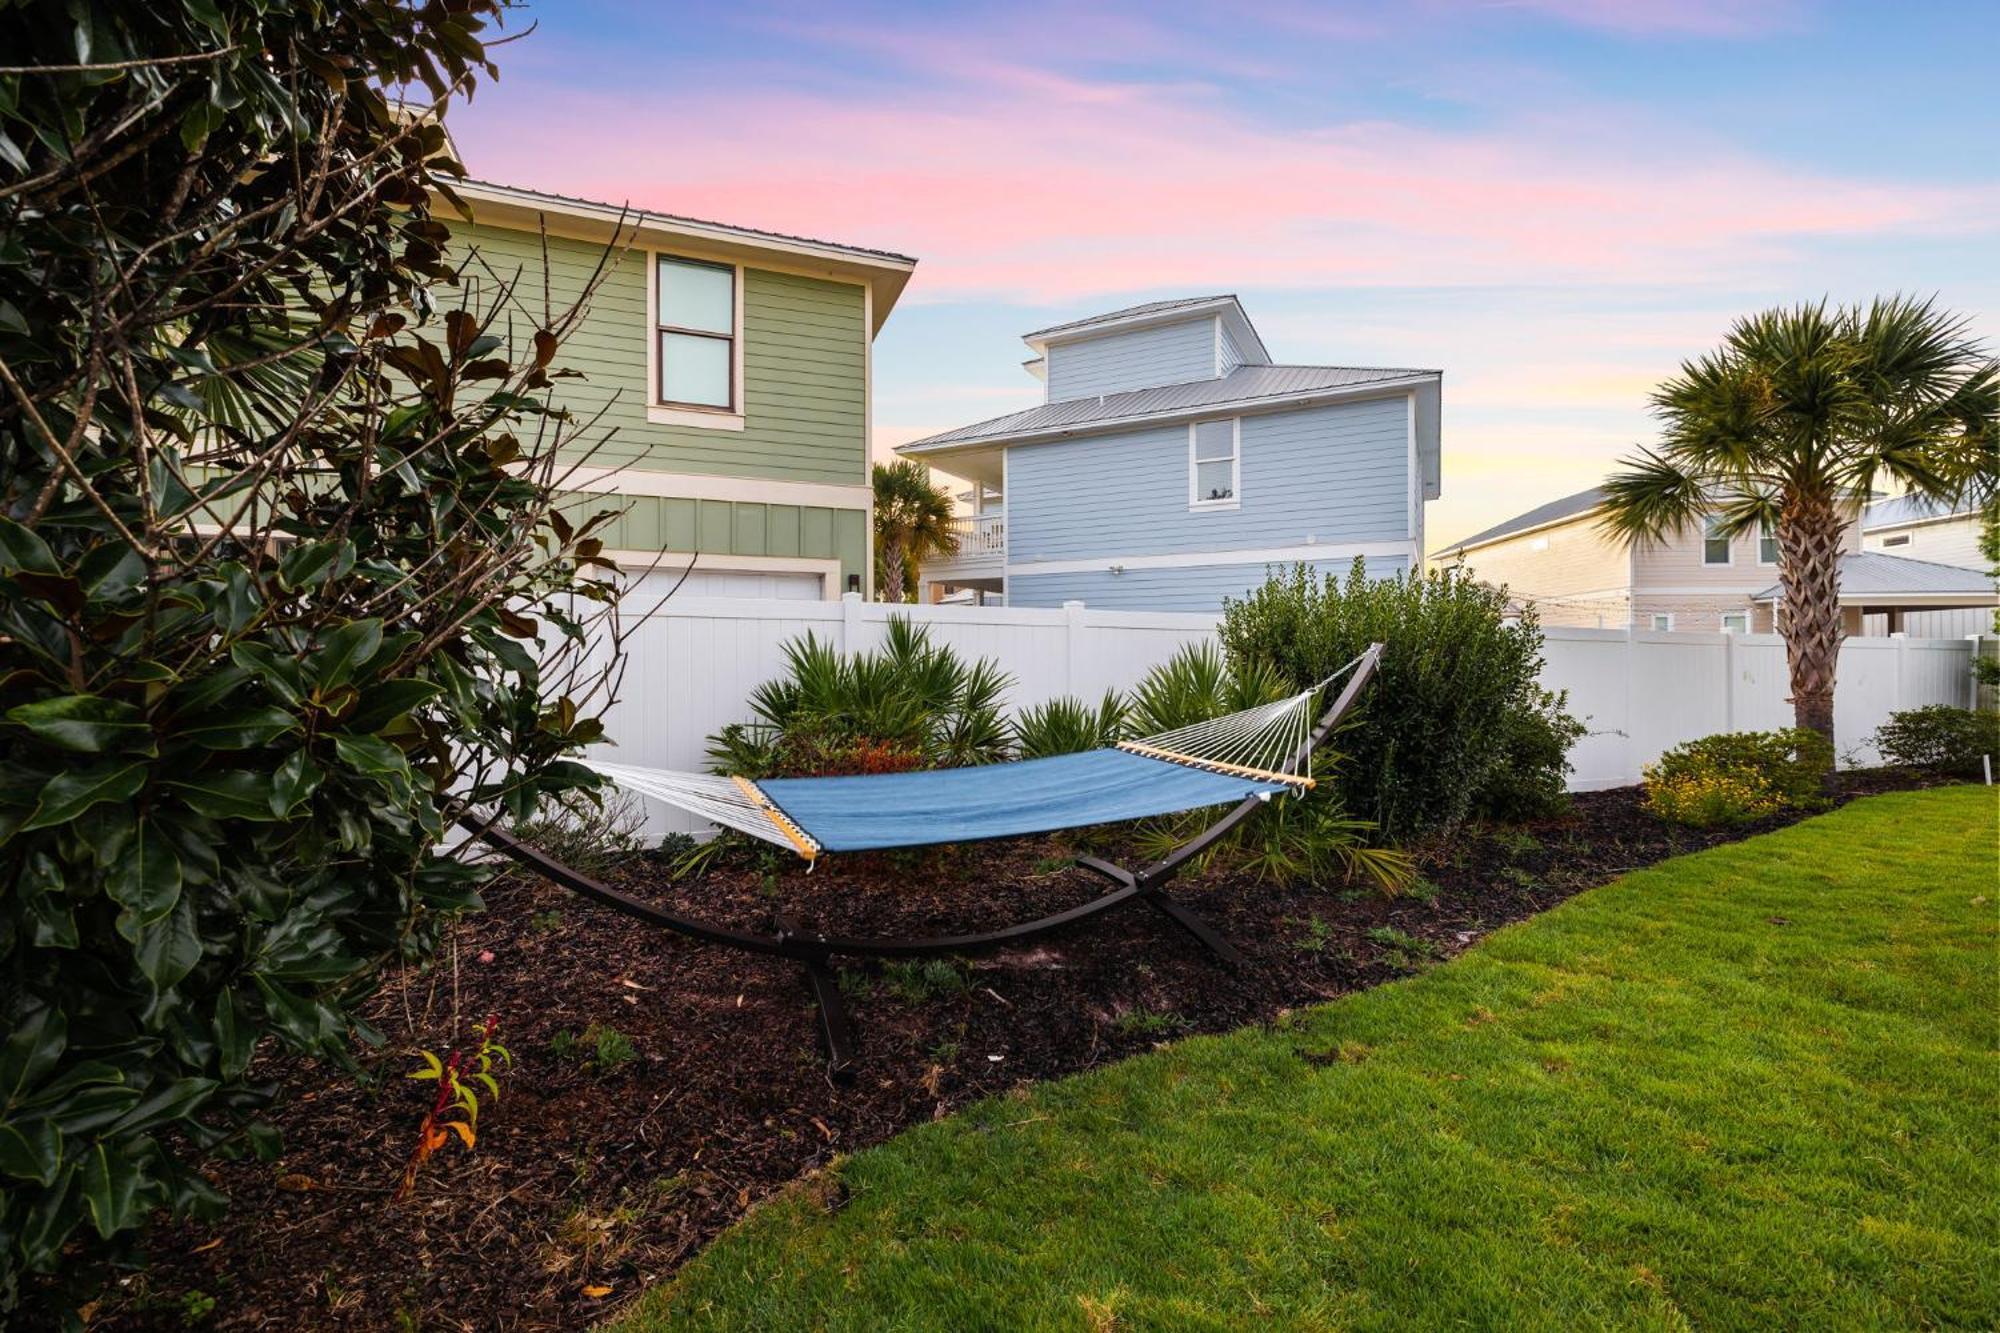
[879,533,906,603]
[1776,493,1846,744]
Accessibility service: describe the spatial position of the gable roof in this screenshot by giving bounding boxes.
[1020,294,1272,365]
[899,363,1437,452]
[1437,487,1607,555]
[1863,493,1984,530]
[1023,295,1235,341]
[1753,551,1999,602]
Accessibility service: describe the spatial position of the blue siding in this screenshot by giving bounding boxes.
[1009,556,1408,611]
[1045,318,1218,401]
[1007,395,1412,563]
[1219,323,1246,373]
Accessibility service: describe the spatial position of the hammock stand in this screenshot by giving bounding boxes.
[463,644,1383,1072]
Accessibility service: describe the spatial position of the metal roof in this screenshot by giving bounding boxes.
[456,178,918,265]
[1437,487,1607,554]
[1022,295,1237,342]
[899,363,1439,452]
[1753,551,1999,602]
[1862,493,1983,530]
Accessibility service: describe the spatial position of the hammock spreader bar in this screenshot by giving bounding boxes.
[464,643,1384,1072]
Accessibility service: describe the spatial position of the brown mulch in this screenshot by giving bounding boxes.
[80,771,1941,1330]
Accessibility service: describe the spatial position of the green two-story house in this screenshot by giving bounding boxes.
[447,179,915,600]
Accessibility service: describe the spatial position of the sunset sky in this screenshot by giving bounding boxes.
[451,0,1998,549]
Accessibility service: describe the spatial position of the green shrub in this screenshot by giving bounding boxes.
[707,618,1011,778]
[0,0,608,1302]
[1873,706,1999,776]
[1010,691,1128,758]
[1126,641,1292,736]
[1643,728,1832,827]
[1642,769,1784,827]
[1474,687,1588,822]
[1218,562,1577,840]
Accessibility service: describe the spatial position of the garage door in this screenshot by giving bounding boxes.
[625,567,825,604]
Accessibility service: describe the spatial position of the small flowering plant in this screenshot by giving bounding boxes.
[397,1015,512,1200]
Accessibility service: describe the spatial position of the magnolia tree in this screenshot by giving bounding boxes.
[0,0,634,1299]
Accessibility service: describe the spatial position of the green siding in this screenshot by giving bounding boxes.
[454,220,872,591]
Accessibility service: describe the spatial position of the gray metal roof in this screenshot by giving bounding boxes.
[1753,551,1999,602]
[900,363,1438,452]
[1437,487,1607,554]
[1862,493,1982,530]
[1022,295,1236,342]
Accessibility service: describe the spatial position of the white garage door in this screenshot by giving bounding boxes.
[626,567,825,603]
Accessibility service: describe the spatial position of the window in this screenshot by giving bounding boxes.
[1881,533,1911,548]
[1720,612,1750,634]
[1702,515,1731,566]
[1758,518,1778,565]
[1188,418,1239,509]
[1649,613,1674,631]
[656,256,735,409]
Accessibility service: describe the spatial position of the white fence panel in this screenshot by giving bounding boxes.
[591,594,1982,832]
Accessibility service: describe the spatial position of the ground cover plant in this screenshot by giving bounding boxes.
[1643,727,1834,827]
[0,0,617,1304]
[634,786,1996,1330]
[85,770,1948,1328]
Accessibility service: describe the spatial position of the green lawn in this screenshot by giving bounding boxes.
[631,788,1999,1331]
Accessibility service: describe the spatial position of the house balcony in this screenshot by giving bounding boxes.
[919,512,1006,600]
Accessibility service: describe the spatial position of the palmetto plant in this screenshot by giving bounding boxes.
[1010,690,1129,758]
[1126,641,1293,736]
[872,460,960,602]
[1600,297,1995,743]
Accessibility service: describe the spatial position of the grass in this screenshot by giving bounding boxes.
[627,788,1997,1330]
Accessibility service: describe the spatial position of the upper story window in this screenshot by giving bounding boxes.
[1881,533,1911,548]
[1702,515,1732,566]
[656,256,736,410]
[1758,517,1778,565]
[1721,611,1750,633]
[1188,418,1239,510]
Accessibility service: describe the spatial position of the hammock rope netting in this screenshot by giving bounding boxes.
[584,652,1366,861]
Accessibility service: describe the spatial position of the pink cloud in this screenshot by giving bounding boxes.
[450,43,1995,305]
[1484,0,1804,36]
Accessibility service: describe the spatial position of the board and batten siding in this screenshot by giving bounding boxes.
[1009,555,1409,612]
[452,221,870,588]
[1007,396,1414,566]
[1044,318,1220,402]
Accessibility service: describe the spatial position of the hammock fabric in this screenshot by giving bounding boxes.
[582,654,1351,862]
[464,644,1384,1072]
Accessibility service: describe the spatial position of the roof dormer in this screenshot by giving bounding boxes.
[1024,295,1271,403]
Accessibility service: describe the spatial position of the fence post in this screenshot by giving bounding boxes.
[1062,600,1087,695]
[1721,628,1736,733]
[841,590,862,654]
[1894,633,1909,712]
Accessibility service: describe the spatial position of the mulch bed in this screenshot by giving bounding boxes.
[82,771,1940,1330]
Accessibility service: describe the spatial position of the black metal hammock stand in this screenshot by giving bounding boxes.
[462,644,1384,1072]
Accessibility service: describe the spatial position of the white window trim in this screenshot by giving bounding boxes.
[1757,517,1778,566]
[646,251,747,431]
[1649,613,1675,631]
[1720,611,1750,634]
[1702,515,1733,567]
[1187,418,1241,512]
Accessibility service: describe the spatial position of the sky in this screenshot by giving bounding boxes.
[450,0,2000,549]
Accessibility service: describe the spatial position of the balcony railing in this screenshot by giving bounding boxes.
[946,511,1006,557]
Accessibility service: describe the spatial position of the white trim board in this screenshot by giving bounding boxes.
[1008,541,1416,578]
[554,466,871,509]
[599,549,843,599]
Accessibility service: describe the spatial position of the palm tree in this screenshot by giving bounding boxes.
[1600,296,1995,744]
[872,459,960,603]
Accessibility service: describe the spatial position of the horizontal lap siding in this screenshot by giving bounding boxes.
[452,224,866,486]
[558,494,866,585]
[1009,556,1408,611]
[1008,396,1413,564]
[1045,319,1219,401]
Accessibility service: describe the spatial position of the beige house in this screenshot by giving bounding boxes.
[1859,495,1994,636]
[1437,486,1997,634]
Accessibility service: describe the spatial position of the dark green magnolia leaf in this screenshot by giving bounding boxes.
[133,895,203,990]
[277,539,354,592]
[107,824,183,937]
[214,991,253,1081]
[306,618,383,693]
[106,1077,218,1138]
[0,1006,68,1105]
[230,642,307,706]
[0,1118,62,1186]
[21,762,148,831]
[6,695,153,754]
[0,514,59,574]
[332,733,410,778]
[166,770,286,822]
[344,679,442,733]
[269,750,323,816]
[78,543,148,603]
[15,1159,80,1270]
[179,706,298,750]
[81,1142,150,1240]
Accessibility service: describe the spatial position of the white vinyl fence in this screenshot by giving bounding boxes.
[591,594,1982,833]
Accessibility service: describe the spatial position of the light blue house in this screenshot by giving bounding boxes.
[901,295,1441,611]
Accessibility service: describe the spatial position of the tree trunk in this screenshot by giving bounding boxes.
[1775,493,1847,745]
[878,534,906,603]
